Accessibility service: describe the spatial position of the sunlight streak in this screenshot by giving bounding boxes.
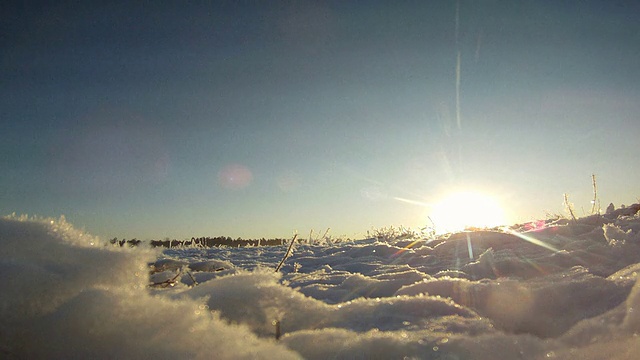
[392,197,432,208]
[392,239,424,258]
[521,256,552,276]
[455,0,462,130]
[501,227,559,253]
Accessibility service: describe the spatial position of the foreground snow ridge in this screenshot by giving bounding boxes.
[3,208,640,359]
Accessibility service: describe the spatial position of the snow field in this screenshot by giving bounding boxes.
[2,206,640,359]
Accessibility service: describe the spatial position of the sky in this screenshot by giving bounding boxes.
[2,0,640,240]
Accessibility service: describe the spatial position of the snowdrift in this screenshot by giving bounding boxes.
[2,207,640,359]
[0,216,298,359]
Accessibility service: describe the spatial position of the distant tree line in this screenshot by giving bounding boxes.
[109,236,287,248]
[110,238,143,247]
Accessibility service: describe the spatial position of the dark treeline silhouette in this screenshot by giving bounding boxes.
[109,238,143,247]
[109,236,287,248]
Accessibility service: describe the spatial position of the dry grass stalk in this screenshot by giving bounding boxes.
[150,270,182,288]
[591,174,599,215]
[275,233,298,273]
[564,193,578,225]
[186,270,198,286]
[273,320,281,340]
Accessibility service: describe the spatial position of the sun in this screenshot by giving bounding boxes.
[429,191,506,234]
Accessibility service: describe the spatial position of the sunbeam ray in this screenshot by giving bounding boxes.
[501,227,559,253]
[392,197,432,208]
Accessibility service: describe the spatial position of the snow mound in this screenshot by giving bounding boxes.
[0,215,298,359]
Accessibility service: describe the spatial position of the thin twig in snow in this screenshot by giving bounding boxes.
[275,233,297,273]
[186,270,198,286]
[564,193,578,225]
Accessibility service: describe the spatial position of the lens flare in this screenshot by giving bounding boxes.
[218,164,253,190]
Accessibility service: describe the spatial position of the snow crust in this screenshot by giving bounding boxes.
[3,207,640,359]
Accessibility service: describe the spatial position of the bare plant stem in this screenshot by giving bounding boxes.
[564,193,578,225]
[320,228,331,243]
[591,174,598,215]
[273,320,281,340]
[428,216,436,236]
[275,233,297,273]
[150,268,182,288]
[186,270,198,286]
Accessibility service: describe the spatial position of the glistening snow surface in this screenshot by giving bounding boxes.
[3,205,640,359]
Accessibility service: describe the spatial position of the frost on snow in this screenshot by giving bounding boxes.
[2,206,640,359]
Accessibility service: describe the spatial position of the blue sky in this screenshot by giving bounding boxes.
[2,1,640,240]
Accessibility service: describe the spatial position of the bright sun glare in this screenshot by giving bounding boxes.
[430,191,506,233]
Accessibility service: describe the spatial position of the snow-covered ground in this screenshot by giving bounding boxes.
[3,205,640,359]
